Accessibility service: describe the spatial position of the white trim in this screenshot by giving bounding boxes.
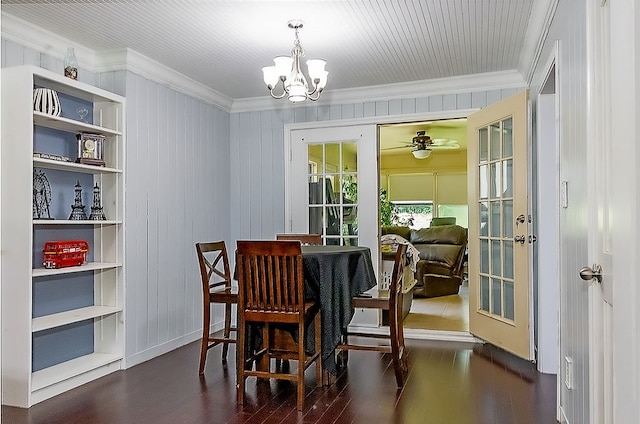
[1,12,95,69]
[232,70,526,113]
[2,12,233,111]
[521,0,561,85]
[124,331,201,369]
[348,325,481,344]
[284,109,477,132]
[2,11,526,115]
[94,48,233,110]
[283,109,476,242]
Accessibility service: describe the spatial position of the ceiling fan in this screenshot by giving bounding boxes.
[383,130,460,159]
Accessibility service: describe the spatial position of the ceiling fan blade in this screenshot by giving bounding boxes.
[381,143,413,151]
[429,144,460,150]
[429,138,460,149]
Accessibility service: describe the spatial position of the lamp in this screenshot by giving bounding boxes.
[412,149,431,159]
[262,20,328,103]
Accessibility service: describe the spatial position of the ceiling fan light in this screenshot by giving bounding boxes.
[412,149,431,159]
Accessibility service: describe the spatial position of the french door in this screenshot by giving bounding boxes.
[285,124,379,268]
[467,90,533,360]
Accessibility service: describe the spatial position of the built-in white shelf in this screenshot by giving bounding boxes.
[31,353,122,392]
[32,305,122,332]
[33,111,122,136]
[33,157,121,174]
[33,219,122,225]
[2,65,126,407]
[32,262,123,278]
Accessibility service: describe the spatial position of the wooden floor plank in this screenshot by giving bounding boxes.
[2,338,557,424]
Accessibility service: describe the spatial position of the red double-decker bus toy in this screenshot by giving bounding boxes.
[43,240,89,269]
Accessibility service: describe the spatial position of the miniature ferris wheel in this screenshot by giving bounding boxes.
[33,169,52,219]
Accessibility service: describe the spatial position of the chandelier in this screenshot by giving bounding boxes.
[262,20,328,103]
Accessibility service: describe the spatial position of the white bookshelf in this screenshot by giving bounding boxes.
[1,65,126,408]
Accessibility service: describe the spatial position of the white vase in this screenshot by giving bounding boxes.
[33,88,62,116]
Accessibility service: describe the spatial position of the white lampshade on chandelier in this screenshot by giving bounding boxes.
[262,20,328,103]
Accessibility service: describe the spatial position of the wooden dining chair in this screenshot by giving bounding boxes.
[275,233,322,245]
[337,243,408,388]
[235,240,322,411]
[195,241,238,375]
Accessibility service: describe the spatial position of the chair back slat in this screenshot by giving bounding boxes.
[196,241,231,292]
[236,241,304,316]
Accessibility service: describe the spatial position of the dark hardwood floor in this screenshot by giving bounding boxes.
[2,338,557,424]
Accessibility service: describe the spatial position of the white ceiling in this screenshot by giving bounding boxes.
[1,0,541,102]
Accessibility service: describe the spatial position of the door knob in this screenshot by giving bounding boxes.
[514,235,526,244]
[579,264,602,283]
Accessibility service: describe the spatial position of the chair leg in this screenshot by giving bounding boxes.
[297,321,305,411]
[222,302,232,362]
[199,302,211,376]
[236,316,246,406]
[397,308,408,374]
[389,304,406,388]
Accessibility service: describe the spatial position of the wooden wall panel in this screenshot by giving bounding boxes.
[121,72,231,365]
[528,0,589,422]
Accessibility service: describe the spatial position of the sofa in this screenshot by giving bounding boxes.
[381,225,468,298]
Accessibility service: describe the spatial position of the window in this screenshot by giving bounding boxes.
[437,204,469,228]
[392,202,433,229]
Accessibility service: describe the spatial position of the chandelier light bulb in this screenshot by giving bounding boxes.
[262,20,327,102]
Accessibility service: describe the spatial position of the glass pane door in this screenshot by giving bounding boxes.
[467,90,531,360]
[478,118,515,321]
[308,142,358,245]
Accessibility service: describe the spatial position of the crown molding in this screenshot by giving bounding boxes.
[93,48,233,111]
[1,12,95,68]
[231,70,526,113]
[3,11,526,115]
[2,12,233,111]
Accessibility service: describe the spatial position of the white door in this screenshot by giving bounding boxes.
[584,1,613,422]
[285,124,379,273]
[467,90,533,360]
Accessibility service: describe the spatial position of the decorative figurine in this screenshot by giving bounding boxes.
[33,169,53,219]
[89,183,106,220]
[43,240,89,269]
[68,180,87,220]
[64,47,78,80]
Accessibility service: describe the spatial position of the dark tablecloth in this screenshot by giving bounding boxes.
[301,245,377,375]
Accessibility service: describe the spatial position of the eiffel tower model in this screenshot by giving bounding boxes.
[89,183,106,220]
[68,180,87,220]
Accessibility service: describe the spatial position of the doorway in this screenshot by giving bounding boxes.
[378,118,469,333]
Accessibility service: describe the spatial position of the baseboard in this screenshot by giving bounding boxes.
[347,325,481,344]
[123,330,202,369]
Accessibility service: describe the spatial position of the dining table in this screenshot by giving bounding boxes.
[300,244,377,376]
[238,243,378,380]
